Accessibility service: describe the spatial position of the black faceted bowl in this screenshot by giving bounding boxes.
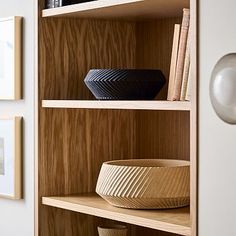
[84,69,166,100]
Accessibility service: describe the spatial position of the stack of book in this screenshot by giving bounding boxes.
[45,0,94,8]
[167,8,191,101]
[46,0,61,8]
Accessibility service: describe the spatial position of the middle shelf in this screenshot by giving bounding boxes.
[42,193,191,236]
[42,100,191,111]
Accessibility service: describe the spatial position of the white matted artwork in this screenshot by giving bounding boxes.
[0,17,22,100]
[0,117,22,199]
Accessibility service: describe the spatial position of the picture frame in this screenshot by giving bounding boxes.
[0,117,22,199]
[0,16,22,100]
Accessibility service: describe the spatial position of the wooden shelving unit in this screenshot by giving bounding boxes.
[36,0,197,235]
[43,194,191,236]
[42,100,191,111]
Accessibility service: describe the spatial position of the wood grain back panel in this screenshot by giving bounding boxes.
[39,110,189,196]
[136,111,190,161]
[39,109,137,196]
[136,18,182,100]
[39,108,137,235]
[38,1,138,232]
[39,109,189,236]
[40,208,179,236]
[39,18,136,100]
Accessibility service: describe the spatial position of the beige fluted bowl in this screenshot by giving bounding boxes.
[96,159,190,209]
[98,225,128,236]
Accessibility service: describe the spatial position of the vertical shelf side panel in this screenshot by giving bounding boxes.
[190,0,198,235]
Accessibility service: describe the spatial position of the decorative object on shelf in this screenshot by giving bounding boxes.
[0,117,22,199]
[45,0,95,8]
[0,17,22,100]
[96,159,190,209]
[98,225,128,236]
[210,53,236,124]
[84,69,166,100]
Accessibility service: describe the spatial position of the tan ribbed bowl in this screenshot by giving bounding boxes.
[96,159,190,209]
[98,225,128,236]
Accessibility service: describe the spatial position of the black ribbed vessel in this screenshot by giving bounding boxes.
[84,69,166,100]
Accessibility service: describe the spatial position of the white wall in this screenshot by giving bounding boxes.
[0,1,35,236]
[199,0,236,235]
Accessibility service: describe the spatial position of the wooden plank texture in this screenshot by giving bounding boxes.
[39,18,136,100]
[42,194,191,236]
[136,111,190,160]
[136,18,182,100]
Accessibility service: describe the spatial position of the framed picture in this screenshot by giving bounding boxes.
[0,117,22,199]
[0,17,22,100]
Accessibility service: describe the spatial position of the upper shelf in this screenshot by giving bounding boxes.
[42,100,191,111]
[42,0,190,19]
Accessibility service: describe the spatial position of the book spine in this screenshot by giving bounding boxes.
[167,24,181,101]
[60,0,71,6]
[180,32,190,101]
[185,63,191,101]
[172,8,190,101]
[54,0,60,7]
[46,0,55,8]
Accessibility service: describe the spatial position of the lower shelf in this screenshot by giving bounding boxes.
[42,193,191,236]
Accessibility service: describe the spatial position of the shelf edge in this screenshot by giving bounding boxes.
[42,100,191,111]
[42,0,144,17]
[42,196,191,236]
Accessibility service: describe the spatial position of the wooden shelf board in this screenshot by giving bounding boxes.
[42,0,190,19]
[42,100,191,111]
[42,194,191,236]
